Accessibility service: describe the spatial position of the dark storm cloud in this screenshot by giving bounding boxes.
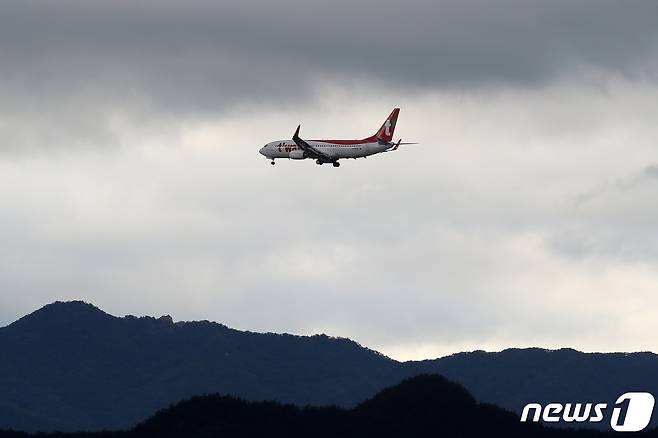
[1,0,657,115]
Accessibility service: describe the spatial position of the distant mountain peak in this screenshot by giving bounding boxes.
[358,374,476,413]
[43,300,101,312]
[34,300,106,316]
[157,315,174,324]
[7,300,114,330]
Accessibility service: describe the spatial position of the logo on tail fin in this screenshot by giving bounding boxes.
[376,108,400,142]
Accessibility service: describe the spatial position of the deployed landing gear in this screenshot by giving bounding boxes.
[316,159,323,165]
[332,161,340,168]
[271,160,275,165]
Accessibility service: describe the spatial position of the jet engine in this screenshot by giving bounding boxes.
[289,150,305,160]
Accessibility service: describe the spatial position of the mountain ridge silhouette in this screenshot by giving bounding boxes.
[3,375,647,438]
[1,301,656,432]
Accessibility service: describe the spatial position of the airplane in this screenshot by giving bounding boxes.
[259,108,417,167]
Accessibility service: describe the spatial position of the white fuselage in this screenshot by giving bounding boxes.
[259,140,389,161]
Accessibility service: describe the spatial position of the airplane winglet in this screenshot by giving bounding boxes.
[293,124,301,139]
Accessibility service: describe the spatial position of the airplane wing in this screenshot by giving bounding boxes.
[292,125,332,161]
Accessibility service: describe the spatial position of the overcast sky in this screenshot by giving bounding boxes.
[1,0,658,360]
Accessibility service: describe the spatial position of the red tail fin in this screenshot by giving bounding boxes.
[375,108,400,142]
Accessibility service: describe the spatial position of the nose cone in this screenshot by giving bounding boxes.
[259,145,267,156]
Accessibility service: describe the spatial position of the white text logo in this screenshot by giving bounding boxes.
[384,119,391,136]
[520,392,655,432]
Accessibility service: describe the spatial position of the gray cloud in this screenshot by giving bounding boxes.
[1,1,658,360]
[574,162,658,206]
[643,163,658,179]
[1,0,657,152]
[2,81,658,359]
[1,0,657,157]
[1,0,658,114]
